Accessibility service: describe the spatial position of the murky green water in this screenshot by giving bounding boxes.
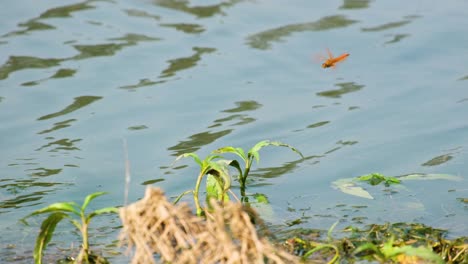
[1,0,467,262]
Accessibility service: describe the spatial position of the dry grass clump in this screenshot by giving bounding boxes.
[119,187,298,264]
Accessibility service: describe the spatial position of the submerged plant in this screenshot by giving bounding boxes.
[27,192,118,264]
[173,140,303,215]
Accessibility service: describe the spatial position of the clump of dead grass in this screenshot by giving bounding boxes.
[119,187,298,264]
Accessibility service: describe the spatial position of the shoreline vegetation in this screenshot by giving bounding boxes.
[26,141,467,263]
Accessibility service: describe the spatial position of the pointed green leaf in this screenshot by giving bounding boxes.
[174,152,202,167]
[87,207,119,221]
[213,146,237,154]
[206,172,229,202]
[227,159,243,181]
[332,179,374,199]
[249,140,271,154]
[250,151,261,164]
[31,202,80,217]
[206,174,222,201]
[248,140,304,164]
[267,141,304,158]
[205,154,223,163]
[215,160,232,191]
[235,147,246,160]
[213,146,247,161]
[34,212,67,264]
[82,192,108,212]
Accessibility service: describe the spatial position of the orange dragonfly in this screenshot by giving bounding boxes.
[319,49,350,69]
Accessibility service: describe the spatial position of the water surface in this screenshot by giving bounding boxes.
[1,0,468,262]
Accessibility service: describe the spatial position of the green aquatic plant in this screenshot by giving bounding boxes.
[27,192,118,264]
[332,172,462,199]
[354,236,443,263]
[173,140,303,215]
[283,222,340,263]
[212,140,303,196]
[357,173,401,186]
[173,153,234,215]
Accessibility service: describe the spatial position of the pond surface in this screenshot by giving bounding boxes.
[1,0,468,262]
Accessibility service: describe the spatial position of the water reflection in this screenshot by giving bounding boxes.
[307,121,330,129]
[168,130,233,156]
[250,155,319,181]
[151,0,244,18]
[340,0,372,9]
[35,138,82,152]
[1,1,94,38]
[0,177,68,214]
[246,15,358,50]
[27,168,62,177]
[422,154,453,166]
[0,189,55,213]
[72,33,159,60]
[168,100,261,156]
[361,19,412,32]
[0,34,159,81]
[250,140,357,184]
[124,9,161,20]
[316,82,364,98]
[0,56,62,80]
[384,34,409,45]
[37,96,102,121]
[160,23,205,34]
[159,47,216,78]
[458,75,468,81]
[22,68,77,86]
[120,79,164,91]
[37,119,77,134]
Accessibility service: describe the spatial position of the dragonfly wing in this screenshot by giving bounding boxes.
[326,48,333,59]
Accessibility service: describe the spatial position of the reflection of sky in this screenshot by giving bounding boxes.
[1,0,468,261]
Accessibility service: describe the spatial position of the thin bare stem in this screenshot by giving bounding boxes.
[123,138,130,207]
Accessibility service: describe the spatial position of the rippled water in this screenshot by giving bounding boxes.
[1,0,468,262]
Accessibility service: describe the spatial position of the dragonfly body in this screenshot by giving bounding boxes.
[321,49,349,69]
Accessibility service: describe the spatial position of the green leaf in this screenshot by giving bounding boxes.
[31,202,80,217]
[354,242,385,258]
[327,221,339,242]
[332,178,374,199]
[174,152,202,167]
[249,140,272,154]
[34,212,67,264]
[87,207,119,221]
[82,192,108,212]
[213,146,247,161]
[266,141,304,158]
[357,173,401,186]
[206,174,222,201]
[206,172,229,202]
[253,193,269,204]
[227,159,243,180]
[248,140,304,164]
[394,246,444,264]
[215,160,233,192]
